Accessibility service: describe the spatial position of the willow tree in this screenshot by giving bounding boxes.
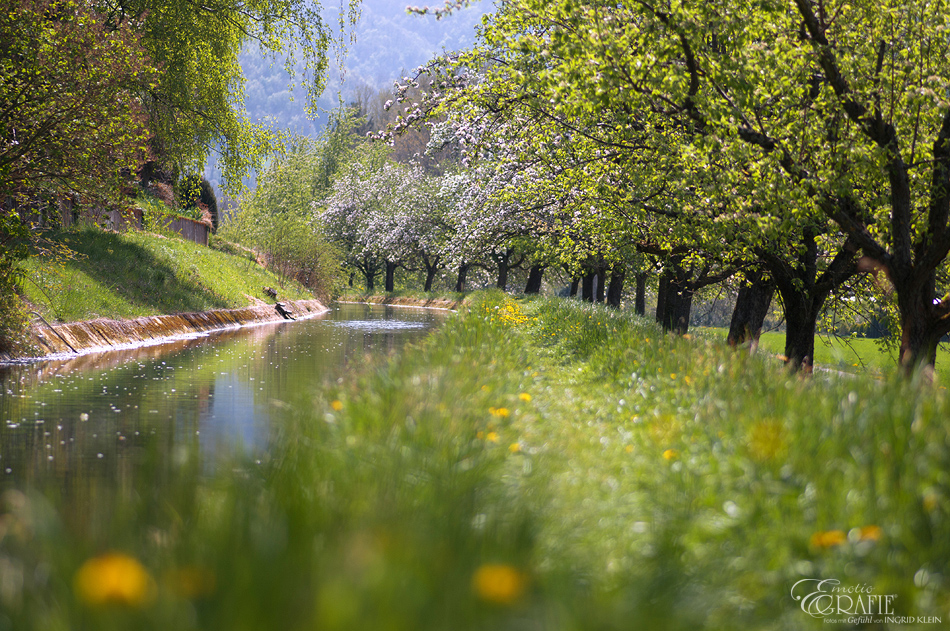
[96,0,360,190]
[0,0,154,203]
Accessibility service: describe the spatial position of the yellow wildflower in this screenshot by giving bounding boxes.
[509,443,521,453]
[810,530,847,549]
[330,400,343,411]
[518,393,532,402]
[486,432,500,443]
[490,407,510,418]
[471,564,528,605]
[74,552,156,607]
[662,449,679,460]
[857,525,883,542]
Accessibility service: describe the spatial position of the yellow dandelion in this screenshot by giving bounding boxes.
[509,443,521,453]
[518,393,532,402]
[471,564,528,605]
[625,445,634,453]
[670,373,677,380]
[810,529,847,549]
[662,449,679,460]
[683,376,692,385]
[330,400,343,411]
[857,525,883,542]
[486,432,500,443]
[74,552,156,607]
[490,407,510,418]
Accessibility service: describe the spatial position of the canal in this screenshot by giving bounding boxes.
[0,303,447,488]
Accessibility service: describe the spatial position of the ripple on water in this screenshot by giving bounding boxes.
[334,321,427,331]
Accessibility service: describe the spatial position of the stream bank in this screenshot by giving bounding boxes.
[6,299,328,361]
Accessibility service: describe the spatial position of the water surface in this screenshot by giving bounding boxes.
[0,303,445,487]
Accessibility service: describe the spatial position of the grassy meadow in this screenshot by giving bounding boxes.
[696,326,950,378]
[17,225,313,323]
[2,292,949,629]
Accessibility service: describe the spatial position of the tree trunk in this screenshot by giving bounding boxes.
[424,264,438,292]
[758,230,859,373]
[655,272,669,325]
[524,264,544,294]
[385,261,396,293]
[595,266,606,303]
[569,277,579,297]
[897,279,941,371]
[365,270,375,291]
[496,257,509,290]
[581,272,595,302]
[606,266,625,308]
[661,279,694,334]
[634,272,646,316]
[727,270,774,351]
[455,264,469,292]
[782,293,819,372]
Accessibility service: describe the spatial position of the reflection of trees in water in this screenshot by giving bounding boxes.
[0,306,443,511]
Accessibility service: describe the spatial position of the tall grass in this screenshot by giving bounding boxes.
[2,292,948,629]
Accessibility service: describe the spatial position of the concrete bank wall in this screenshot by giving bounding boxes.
[23,299,328,359]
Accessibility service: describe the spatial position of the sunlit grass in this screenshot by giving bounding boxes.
[695,325,950,377]
[3,291,949,629]
[17,225,313,322]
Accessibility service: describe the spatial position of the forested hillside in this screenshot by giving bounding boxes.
[205,0,488,192]
[243,0,486,135]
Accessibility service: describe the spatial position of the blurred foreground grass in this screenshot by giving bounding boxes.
[2,292,949,630]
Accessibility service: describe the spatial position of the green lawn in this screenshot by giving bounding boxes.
[18,225,313,323]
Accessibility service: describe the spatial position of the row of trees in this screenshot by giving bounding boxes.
[362,0,950,373]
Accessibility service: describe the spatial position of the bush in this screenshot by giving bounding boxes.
[0,277,32,357]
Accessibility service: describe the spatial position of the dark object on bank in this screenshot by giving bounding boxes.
[275,302,295,320]
[263,286,278,299]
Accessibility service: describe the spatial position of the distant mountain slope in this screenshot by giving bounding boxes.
[246,0,488,136]
[206,0,489,191]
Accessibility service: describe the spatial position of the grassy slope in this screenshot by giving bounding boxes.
[7,292,949,630]
[18,225,313,323]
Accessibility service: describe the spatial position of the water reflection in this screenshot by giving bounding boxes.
[0,304,445,487]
